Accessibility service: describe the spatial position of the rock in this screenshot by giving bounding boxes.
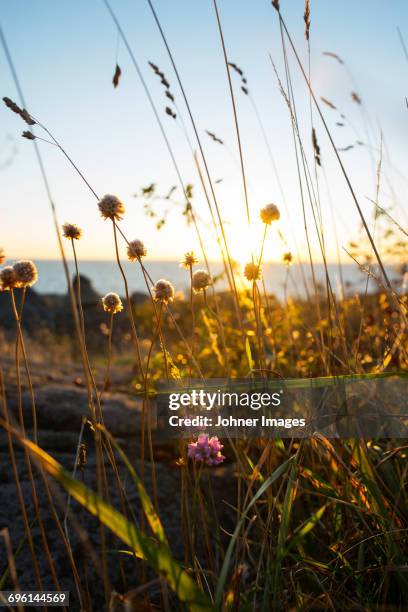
[0,287,54,333]
[7,385,143,438]
[72,274,100,306]
[0,274,150,356]
[130,291,149,305]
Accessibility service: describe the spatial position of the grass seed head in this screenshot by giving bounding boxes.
[283,252,293,266]
[0,248,5,265]
[304,0,310,40]
[3,97,36,125]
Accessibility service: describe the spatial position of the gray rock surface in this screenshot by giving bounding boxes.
[7,385,142,438]
[0,335,236,610]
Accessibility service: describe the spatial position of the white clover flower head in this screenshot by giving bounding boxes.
[0,266,17,291]
[102,292,123,314]
[180,251,198,269]
[244,262,262,281]
[62,222,82,240]
[260,203,280,225]
[127,239,147,261]
[13,260,38,288]
[98,194,125,221]
[192,269,212,292]
[152,279,175,304]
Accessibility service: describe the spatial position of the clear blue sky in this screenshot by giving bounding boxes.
[1,0,407,264]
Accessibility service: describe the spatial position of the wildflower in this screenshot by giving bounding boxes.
[244,262,262,281]
[102,292,123,314]
[98,194,125,221]
[192,269,212,292]
[0,248,5,265]
[0,266,16,291]
[180,251,198,269]
[62,222,82,241]
[152,279,175,304]
[127,239,147,261]
[283,252,293,266]
[260,203,280,225]
[13,260,38,288]
[188,434,225,466]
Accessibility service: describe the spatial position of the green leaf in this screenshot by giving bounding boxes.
[20,436,213,611]
[245,335,254,371]
[98,425,168,546]
[282,503,328,556]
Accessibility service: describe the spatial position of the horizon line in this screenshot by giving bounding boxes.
[2,256,402,267]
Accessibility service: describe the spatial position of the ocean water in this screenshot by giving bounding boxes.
[12,260,405,301]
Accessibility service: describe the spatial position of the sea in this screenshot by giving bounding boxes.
[10,260,405,302]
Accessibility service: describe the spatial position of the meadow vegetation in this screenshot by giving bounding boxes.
[0,1,407,610]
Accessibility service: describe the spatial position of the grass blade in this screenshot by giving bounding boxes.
[215,456,294,607]
[98,425,168,546]
[9,429,213,611]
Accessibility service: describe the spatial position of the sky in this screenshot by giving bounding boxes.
[1,0,407,265]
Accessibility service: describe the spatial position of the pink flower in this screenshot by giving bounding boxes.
[188,434,225,466]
